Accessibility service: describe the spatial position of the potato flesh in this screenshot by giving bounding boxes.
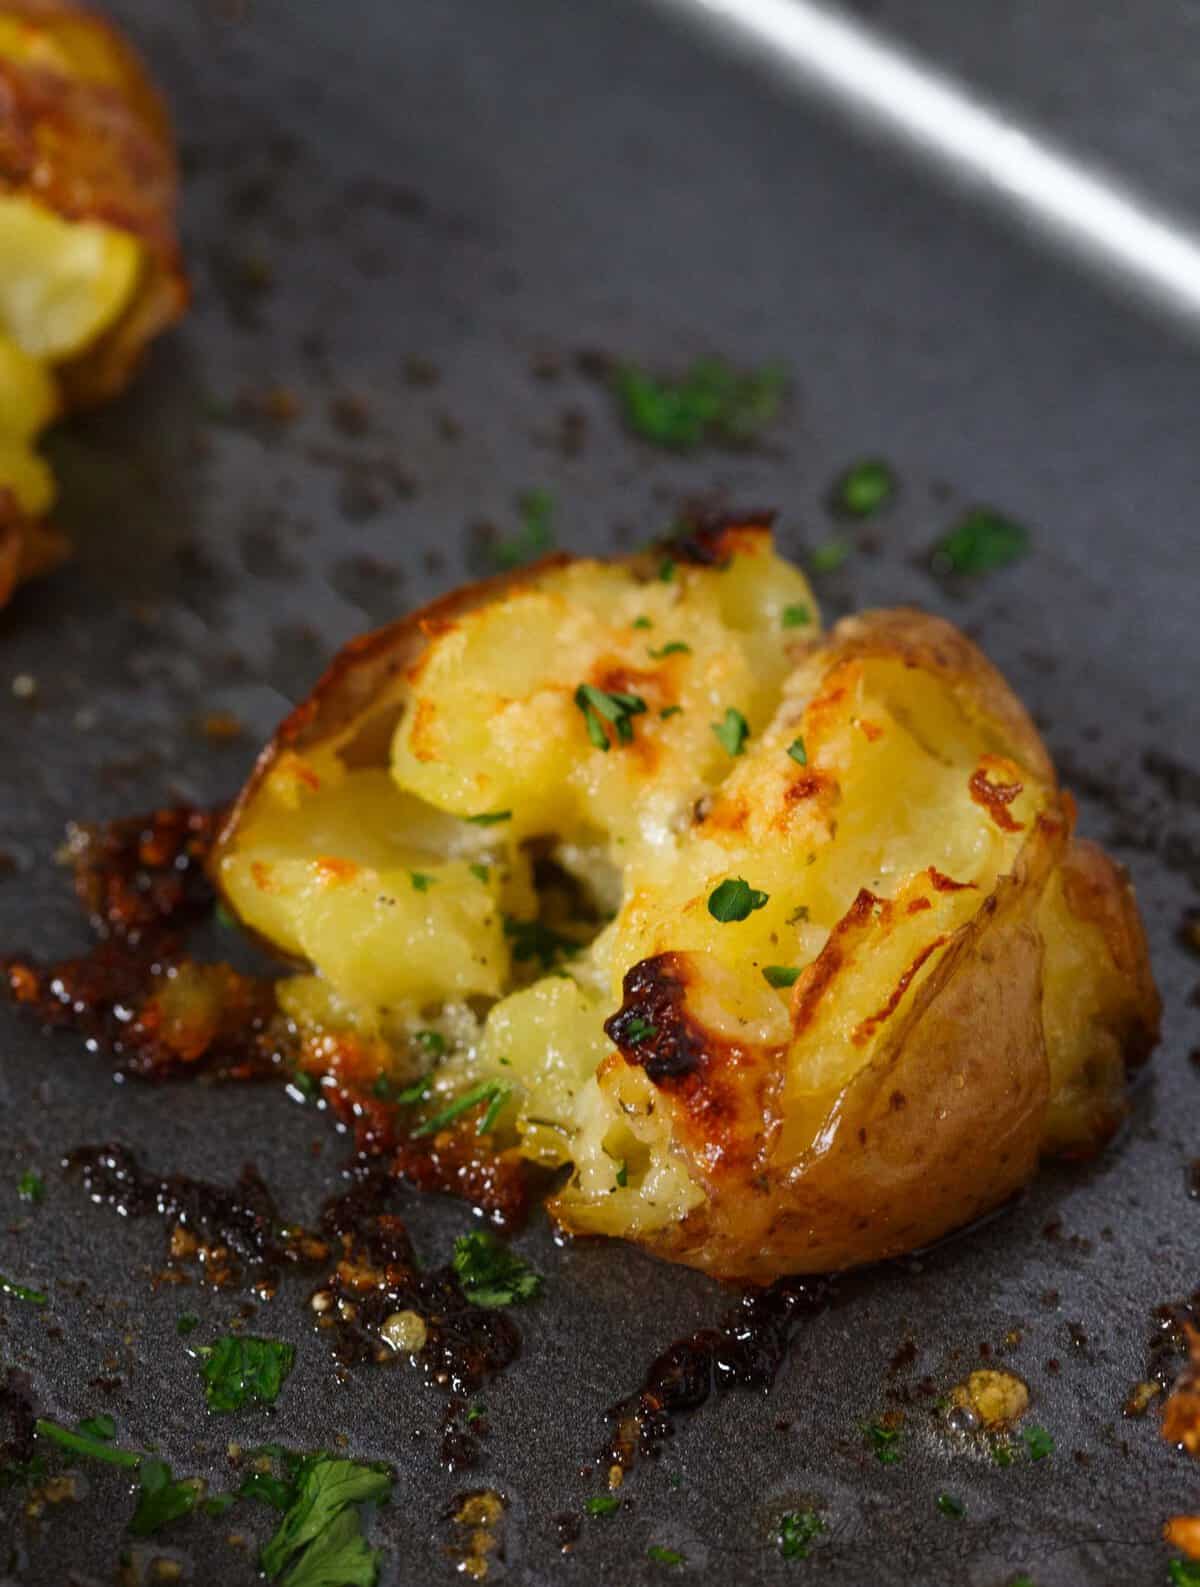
[218,539,1152,1269]
[0,19,146,525]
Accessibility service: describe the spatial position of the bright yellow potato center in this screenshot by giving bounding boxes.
[0,195,141,363]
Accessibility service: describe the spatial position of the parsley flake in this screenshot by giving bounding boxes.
[452,1231,542,1308]
[372,1075,430,1105]
[78,1415,115,1441]
[658,557,676,582]
[412,1080,509,1139]
[707,877,769,923]
[469,862,491,884]
[584,1495,620,1517]
[781,603,812,629]
[613,358,786,451]
[648,641,691,660]
[614,1159,629,1187]
[409,871,436,892]
[647,1544,685,1566]
[492,488,555,570]
[465,810,512,827]
[763,965,801,988]
[660,705,683,720]
[809,539,850,574]
[0,1273,46,1306]
[177,1312,200,1337]
[575,683,648,751]
[465,1404,485,1425]
[633,615,653,630]
[936,1492,965,1519]
[623,1017,658,1043]
[864,1419,902,1465]
[1021,1424,1054,1461]
[778,1509,825,1559]
[503,913,580,969]
[1169,1566,1200,1587]
[831,458,896,518]
[35,1419,140,1469]
[16,1171,43,1204]
[787,737,808,766]
[199,1335,295,1413]
[131,1458,202,1536]
[932,508,1029,576]
[259,1454,392,1583]
[415,1029,446,1059]
[712,707,750,757]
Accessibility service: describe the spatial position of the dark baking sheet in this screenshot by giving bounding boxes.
[2,1,1199,1583]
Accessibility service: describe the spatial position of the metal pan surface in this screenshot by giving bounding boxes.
[1,2,1198,1583]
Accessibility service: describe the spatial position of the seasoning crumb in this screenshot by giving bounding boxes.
[381,1309,427,1354]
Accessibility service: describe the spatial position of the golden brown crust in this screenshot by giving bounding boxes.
[0,0,187,404]
[0,486,68,607]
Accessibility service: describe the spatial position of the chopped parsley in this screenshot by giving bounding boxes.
[408,870,436,892]
[647,1544,685,1566]
[415,1029,446,1059]
[648,640,691,660]
[452,1231,542,1308]
[864,1419,902,1465]
[778,1509,825,1559]
[465,810,512,827]
[16,1171,43,1203]
[290,1071,319,1103]
[1021,1423,1054,1461]
[623,1017,658,1042]
[931,508,1029,575]
[372,1075,430,1105]
[205,1492,237,1516]
[575,683,648,750]
[1169,1565,1200,1587]
[707,877,769,922]
[492,487,555,570]
[131,1458,202,1536]
[809,539,850,574]
[584,1495,621,1517]
[78,1415,115,1441]
[1009,1578,1038,1587]
[712,707,750,757]
[177,1312,200,1337]
[660,705,683,720]
[0,1273,46,1306]
[831,458,895,518]
[412,1080,509,1139]
[35,1419,140,1468]
[658,557,676,582]
[936,1492,965,1519]
[786,903,810,925]
[787,737,808,766]
[613,357,786,450]
[782,603,812,629]
[763,965,802,988]
[503,913,580,969]
[259,1454,392,1583]
[614,1159,629,1187]
[633,615,653,630]
[199,1335,296,1413]
[465,1404,485,1424]
[469,862,491,884]
[477,1084,512,1134]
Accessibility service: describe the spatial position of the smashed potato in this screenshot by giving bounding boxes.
[0,0,186,603]
[215,521,1159,1282]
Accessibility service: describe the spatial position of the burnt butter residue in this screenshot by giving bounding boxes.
[605,1276,835,1469]
[64,1146,523,1468]
[65,1142,329,1292]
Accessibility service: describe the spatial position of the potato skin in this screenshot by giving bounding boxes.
[217,572,1161,1284]
[0,486,68,606]
[0,0,187,405]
